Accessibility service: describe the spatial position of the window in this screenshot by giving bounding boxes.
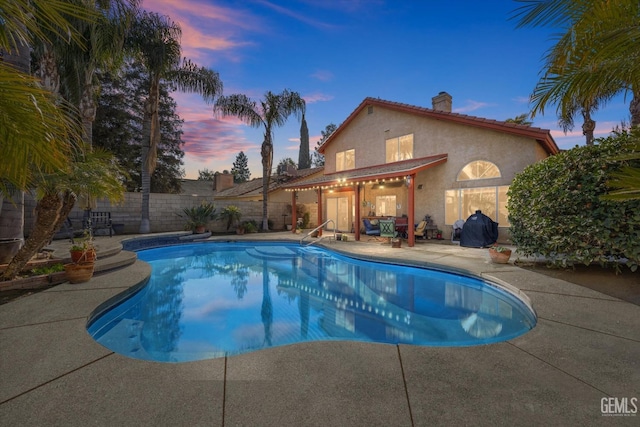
[457,160,501,181]
[445,186,510,225]
[375,195,396,216]
[336,149,355,171]
[385,134,413,163]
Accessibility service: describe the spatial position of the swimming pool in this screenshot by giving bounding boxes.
[87,242,536,362]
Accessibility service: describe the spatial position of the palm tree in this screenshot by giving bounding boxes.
[2,147,127,281]
[505,113,533,126]
[512,0,640,128]
[0,0,91,196]
[58,0,140,145]
[128,11,223,233]
[215,90,305,230]
[0,0,91,262]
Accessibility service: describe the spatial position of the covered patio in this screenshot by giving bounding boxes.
[284,153,447,247]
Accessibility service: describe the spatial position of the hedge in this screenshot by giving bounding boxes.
[508,130,640,271]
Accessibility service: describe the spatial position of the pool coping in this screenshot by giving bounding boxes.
[1,232,638,426]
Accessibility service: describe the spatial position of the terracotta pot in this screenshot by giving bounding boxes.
[70,248,97,263]
[488,248,512,264]
[194,225,206,234]
[64,262,95,284]
[391,238,402,248]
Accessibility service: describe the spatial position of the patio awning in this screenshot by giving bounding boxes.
[282,153,447,192]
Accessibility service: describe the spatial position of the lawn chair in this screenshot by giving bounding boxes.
[414,220,427,239]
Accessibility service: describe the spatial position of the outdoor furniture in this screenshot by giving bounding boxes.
[362,218,381,240]
[394,217,409,238]
[415,215,439,239]
[84,211,114,237]
[379,219,396,240]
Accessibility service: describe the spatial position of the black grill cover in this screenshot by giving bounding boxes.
[460,210,498,248]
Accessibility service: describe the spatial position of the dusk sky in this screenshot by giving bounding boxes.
[141,0,632,180]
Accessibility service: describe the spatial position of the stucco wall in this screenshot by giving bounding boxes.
[322,104,552,242]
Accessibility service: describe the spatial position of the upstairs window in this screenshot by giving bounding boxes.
[457,160,501,181]
[336,149,355,171]
[385,134,413,163]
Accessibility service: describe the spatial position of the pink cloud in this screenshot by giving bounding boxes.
[179,116,259,169]
[142,0,262,64]
[310,70,334,82]
[303,92,334,104]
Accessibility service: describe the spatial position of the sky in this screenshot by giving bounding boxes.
[141,0,632,180]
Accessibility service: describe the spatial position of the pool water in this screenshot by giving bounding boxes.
[87,242,536,362]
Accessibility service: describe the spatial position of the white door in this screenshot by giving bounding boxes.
[326,197,350,232]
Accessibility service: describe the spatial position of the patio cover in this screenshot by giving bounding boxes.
[281,153,447,192]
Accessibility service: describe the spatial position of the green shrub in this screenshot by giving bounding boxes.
[242,220,258,233]
[508,131,640,271]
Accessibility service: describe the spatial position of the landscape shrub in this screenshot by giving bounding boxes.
[508,130,640,271]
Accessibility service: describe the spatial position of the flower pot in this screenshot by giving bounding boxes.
[70,248,97,263]
[488,248,512,264]
[195,225,206,234]
[391,238,402,248]
[64,262,95,284]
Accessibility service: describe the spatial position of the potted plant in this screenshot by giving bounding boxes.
[180,202,216,234]
[65,232,96,284]
[69,231,97,263]
[488,245,512,264]
[436,229,443,240]
[221,205,243,234]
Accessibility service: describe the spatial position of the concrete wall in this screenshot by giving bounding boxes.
[23,192,298,236]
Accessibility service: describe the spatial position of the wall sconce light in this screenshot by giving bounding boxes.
[405,175,411,187]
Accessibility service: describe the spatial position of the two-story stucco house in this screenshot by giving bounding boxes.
[284,92,559,246]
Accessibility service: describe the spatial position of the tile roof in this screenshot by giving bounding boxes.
[214,167,324,198]
[282,154,448,191]
[317,97,559,155]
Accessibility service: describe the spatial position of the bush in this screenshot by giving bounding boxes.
[242,220,258,233]
[508,131,640,271]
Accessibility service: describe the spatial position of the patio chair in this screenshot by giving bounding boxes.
[362,218,381,240]
[379,219,396,240]
[414,220,427,239]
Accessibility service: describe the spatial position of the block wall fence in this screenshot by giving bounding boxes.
[23,193,318,236]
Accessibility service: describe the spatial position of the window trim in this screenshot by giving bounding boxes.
[445,185,510,226]
[456,160,501,181]
[385,133,414,163]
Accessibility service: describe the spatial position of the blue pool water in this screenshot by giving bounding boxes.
[87,242,536,362]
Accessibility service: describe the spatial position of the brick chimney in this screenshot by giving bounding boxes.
[213,171,234,191]
[432,91,452,112]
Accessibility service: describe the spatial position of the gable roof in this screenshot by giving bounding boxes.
[214,167,323,199]
[318,97,559,155]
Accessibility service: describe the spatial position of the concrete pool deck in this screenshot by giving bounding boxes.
[0,232,638,426]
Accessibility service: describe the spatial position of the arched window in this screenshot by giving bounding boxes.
[457,160,501,181]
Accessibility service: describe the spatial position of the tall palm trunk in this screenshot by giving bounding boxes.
[261,130,273,231]
[631,88,640,128]
[2,193,62,280]
[139,104,152,233]
[80,70,97,145]
[139,76,160,234]
[581,108,596,145]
